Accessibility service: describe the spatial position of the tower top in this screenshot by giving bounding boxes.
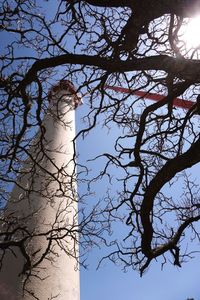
[48,80,83,109]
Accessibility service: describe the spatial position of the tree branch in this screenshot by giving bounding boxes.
[141,137,200,257]
[18,54,200,90]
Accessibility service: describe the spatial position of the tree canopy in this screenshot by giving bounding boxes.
[1,0,200,278]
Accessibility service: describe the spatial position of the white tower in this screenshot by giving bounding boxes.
[0,80,82,300]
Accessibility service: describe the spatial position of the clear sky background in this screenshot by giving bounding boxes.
[81,255,200,300]
[77,99,200,300]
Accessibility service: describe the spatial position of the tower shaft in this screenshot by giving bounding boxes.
[0,81,81,300]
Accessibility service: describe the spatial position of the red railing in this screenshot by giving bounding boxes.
[105,85,195,110]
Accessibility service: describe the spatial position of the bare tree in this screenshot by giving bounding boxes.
[1,0,200,290]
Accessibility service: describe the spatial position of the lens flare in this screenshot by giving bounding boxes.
[182,15,200,49]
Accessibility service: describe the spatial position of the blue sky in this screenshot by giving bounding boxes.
[81,256,200,300]
[77,99,200,300]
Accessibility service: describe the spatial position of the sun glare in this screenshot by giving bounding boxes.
[181,15,200,49]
